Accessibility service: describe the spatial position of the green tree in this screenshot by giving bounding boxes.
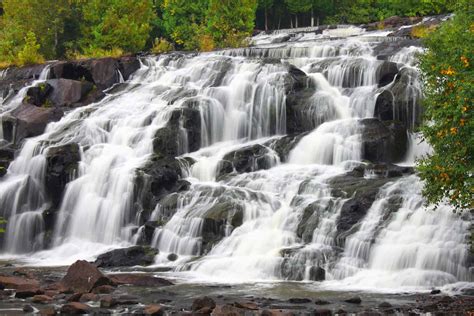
[162,0,208,50]
[284,0,312,27]
[206,0,258,48]
[17,31,45,66]
[417,1,473,211]
[80,0,154,54]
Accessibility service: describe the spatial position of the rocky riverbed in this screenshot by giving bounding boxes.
[0,259,472,315]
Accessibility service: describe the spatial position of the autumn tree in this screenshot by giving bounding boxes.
[417,1,473,211]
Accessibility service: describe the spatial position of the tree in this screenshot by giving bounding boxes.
[80,0,154,53]
[206,0,257,48]
[258,0,273,31]
[417,1,473,211]
[162,0,208,50]
[284,0,312,28]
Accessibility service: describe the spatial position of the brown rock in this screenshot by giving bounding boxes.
[32,294,53,304]
[211,304,244,316]
[192,296,216,312]
[39,306,56,316]
[100,295,116,308]
[313,309,332,316]
[108,273,172,287]
[15,285,43,298]
[13,268,35,279]
[60,302,91,314]
[0,275,40,289]
[92,285,115,294]
[234,302,258,310]
[196,306,214,314]
[67,292,83,302]
[79,293,99,302]
[60,260,114,293]
[144,304,165,315]
[260,310,294,316]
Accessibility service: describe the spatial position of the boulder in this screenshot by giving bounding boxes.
[91,285,115,294]
[144,304,165,316]
[79,293,99,302]
[377,61,398,87]
[45,78,95,107]
[217,144,278,178]
[308,266,325,281]
[32,294,53,304]
[360,118,408,163]
[107,273,173,287]
[25,82,53,106]
[192,296,216,312]
[118,57,141,81]
[94,246,158,268]
[60,302,91,314]
[313,309,332,316]
[152,108,201,157]
[344,297,362,304]
[0,63,49,100]
[0,275,40,289]
[15,285,43,298]
[45,143,81,208]
[60,260,115,293]
[374,90,394,121]
[2,104,63,144]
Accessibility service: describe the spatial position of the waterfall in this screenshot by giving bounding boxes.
[0,26,471,292]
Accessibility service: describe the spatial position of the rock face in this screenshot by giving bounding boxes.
[94,246,158,268]
[108,273,173,287]
[2,104,63,144]
[360,118,408,163]
[45,143,81,207]
[60,260,114,293]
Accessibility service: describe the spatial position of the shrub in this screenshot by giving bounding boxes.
[410,24,437,39]
[198,34,215,52]
[66,47,125,60]
[16,31,45,66]
[151,38,174,54]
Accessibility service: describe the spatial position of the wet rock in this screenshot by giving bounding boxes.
[360,118,408,163]
[374,90,394,121]
[234,301,258,310]
[45,143,81,208]
[314,300,330,305]
[15,285,43,298]
[60,260,115,293]
[67,293,83,302]
[344,297,362,304]
[167,253,178,261]
[261,309,295,316]
[288,298,311,304]
[60,302,91,314]
[152,108,201,157]
[91,285,115,294]
[23,304,34,312]
[108,273,173,287]
[2,104,63,144]
[79,293,99,302]
[430,289,441,295]
[114,294,139,305]
[118,57,141,81]
[373,39,421,59]
[94,246,158,268]
[144,304,165,315]
[25,82,52,106]
[192,296,216,312]
[211,304,245,316]
[308,266,325,281]
[100,295,116,308]
[377,61,399,87]
[313,309,332,316]
[0,275,40,289]
[0,64,49,99]
[39,306,56,316]
[217,144,278,178]
[32,294,53,304]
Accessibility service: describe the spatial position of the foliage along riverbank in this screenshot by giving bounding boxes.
[0,0,463,69]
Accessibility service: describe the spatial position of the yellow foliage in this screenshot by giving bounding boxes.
[151,38,174,54]
[198,34,215,52]
[410,24,436,39]
[67,47,125,60]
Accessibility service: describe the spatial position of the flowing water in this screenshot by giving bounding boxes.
[0,27,471,293]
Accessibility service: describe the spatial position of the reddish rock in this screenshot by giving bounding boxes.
[192,296,216,312]
[39,306,56,316]
[100,295,116,308]
[144,304,165,315]
[313,309,332,316]
[60,260,114,293]
[234,302,258,310]
[260,310,295,316]
[79,293,99,302]
[15,285,43,298]
[211,304,245,316]
[12,268,35,279]
[60,302,91,314]
[91,285,115,294]
[32,294,53,304]
[67,292,83,302]
[108,273,172,287]
[0,275,40,289]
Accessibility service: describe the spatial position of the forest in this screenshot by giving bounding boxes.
[0,0,460,67]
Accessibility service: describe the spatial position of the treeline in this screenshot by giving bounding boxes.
[0,0,459,67]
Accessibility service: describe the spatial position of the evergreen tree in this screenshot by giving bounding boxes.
[258,0,274,31]
[284,0,312,28]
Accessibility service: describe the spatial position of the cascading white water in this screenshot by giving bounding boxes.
[0,26,471,292]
